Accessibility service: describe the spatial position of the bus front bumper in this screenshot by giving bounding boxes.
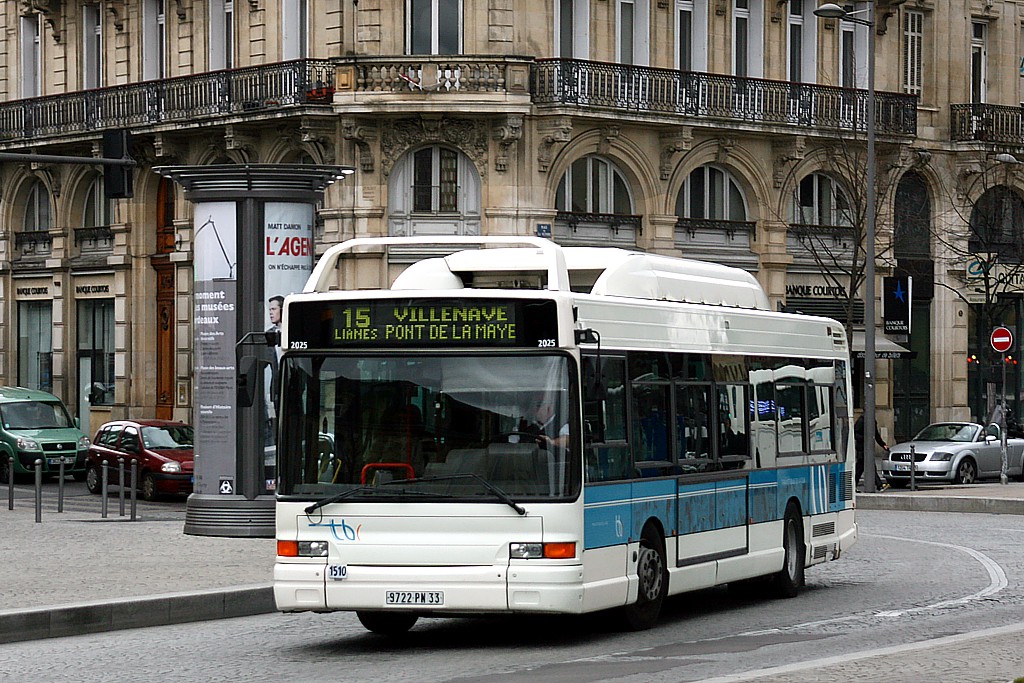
[274,560,585,615]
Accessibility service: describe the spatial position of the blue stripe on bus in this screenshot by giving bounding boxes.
[583,463,853,551]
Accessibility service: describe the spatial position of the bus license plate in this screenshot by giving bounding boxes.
[328,565,349,581]
[386,591,444,606]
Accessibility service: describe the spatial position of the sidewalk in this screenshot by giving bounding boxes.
[2,482,1024,645]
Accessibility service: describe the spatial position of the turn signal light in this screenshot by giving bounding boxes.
[543,542,576,559]
[277,540,299,557]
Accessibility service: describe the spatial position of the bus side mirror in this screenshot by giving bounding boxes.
[237,355,259,408]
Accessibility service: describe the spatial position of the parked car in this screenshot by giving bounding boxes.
[882,422,1024,486]
[85,420,194,500]
[0,386,90,483]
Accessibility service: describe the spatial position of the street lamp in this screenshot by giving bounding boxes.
[813,2,879,492]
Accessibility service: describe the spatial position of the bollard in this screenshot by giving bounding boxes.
[909,444,917,491]
[34,459,42,523]
[101,460,109,519]
[130,459,138,521]
[57,457,65,513]
[118,458,125,517]
[7,454,14,511]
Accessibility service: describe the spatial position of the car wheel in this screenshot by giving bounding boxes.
[356,611,418,636]
[621,525,668,630]
[953,458,977,485]
[85,466,102,494]
[141,472,158,501]
[774,502,805,598]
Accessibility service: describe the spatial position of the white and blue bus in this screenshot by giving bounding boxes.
[273,237,856,634]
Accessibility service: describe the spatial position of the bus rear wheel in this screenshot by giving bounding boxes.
[774,503,805,598]
[621,527,667,630]
[356,611,419,636]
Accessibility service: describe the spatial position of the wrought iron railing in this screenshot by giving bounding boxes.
[533,59,918,136]
[557,211,642,234]
[951,103,1024,144]
[675,217,755,239]
[788,223,857,247]
[74,226,115,251]
[0,59,335,141]
[13,229,52,256]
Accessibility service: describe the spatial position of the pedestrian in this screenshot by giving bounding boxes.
[854,413,888,490]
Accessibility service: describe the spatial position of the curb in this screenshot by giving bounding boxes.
[0,584,275,644]
[857,494,1024,515]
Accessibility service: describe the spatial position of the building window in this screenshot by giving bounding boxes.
[676,165,747,221]
[282,0,308,60]
[78,299,115,414]
[618,0,649,65]
[83,4,103,89]
[733,0,764,78]
[143,0,167,80]
[971,21,987,103]
[210,0,235,69]
[25,180,51,232]
[840,24,855,89]
[18,302,52,393]
[388,146,481,238]
[970,186,1024,260]
[411,147,459,213]
[409,0,460,55]
[556,0,590,59]
[793,173,852,227]
[787,0,816,83]
[677,0,708,71]
[557,156,633,215]
[21,14,41,98]
[903,10,923,96]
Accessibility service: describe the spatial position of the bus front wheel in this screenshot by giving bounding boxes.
[621,526,667,630]
[775,503,805,598]
[356,611,419,636]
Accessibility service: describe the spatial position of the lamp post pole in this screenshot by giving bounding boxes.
[814,2,878,492]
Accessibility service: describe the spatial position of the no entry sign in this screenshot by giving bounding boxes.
[991,326,1014,353]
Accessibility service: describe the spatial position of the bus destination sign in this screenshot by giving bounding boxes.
[288,298,559,349]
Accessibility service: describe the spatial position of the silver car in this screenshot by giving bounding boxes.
[882,422,1024,486]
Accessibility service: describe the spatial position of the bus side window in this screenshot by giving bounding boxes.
[583,355,630,482]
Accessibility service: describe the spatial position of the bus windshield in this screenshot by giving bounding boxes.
[277,353,579,501]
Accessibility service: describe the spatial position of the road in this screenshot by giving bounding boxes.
[2,510,1023,682]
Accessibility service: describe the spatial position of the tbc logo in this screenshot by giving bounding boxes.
[309,518,362,542]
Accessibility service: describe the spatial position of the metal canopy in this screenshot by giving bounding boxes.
[153,164,354,199]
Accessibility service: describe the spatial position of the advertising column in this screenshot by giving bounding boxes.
[192,202,238,497]
[261,202,315,493]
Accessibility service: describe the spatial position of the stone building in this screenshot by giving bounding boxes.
[0,0,1019,442]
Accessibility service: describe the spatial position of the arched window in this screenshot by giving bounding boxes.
[894,171,931,261]
[792,173,852,227]
[388,145,480,238]
[675,164,755,267]
[555,155,637,246]
[676,165,747,221]
[79,177,114,254]
[24,179,51,232]
[970,185,1024,261]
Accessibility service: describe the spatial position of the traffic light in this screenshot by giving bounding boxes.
[1006,355,1018,366]
[967,354,978,365]
[102,129,133,199]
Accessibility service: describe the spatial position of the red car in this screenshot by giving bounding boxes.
[85,420,194,500]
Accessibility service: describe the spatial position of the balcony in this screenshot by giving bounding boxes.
[675,218,757,269]
[533,59,918,137]
[0,59,336,143]
[338,55,532,94]
[13,230,53,259]
[555,211,642,247]
[951,103,1024,144]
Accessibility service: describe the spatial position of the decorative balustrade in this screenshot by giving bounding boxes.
[341,56,531,93]
[0,59,335,141]
[74,226,115,252]
[14,230,52,257]
[533,59,917,136]
[676,217,755,239]
[951,103,1024,144]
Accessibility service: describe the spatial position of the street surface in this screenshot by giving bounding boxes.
[2,508,1023,682]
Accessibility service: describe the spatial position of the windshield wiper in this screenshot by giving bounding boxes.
[403,473,526,516]
[304,481,448,515]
